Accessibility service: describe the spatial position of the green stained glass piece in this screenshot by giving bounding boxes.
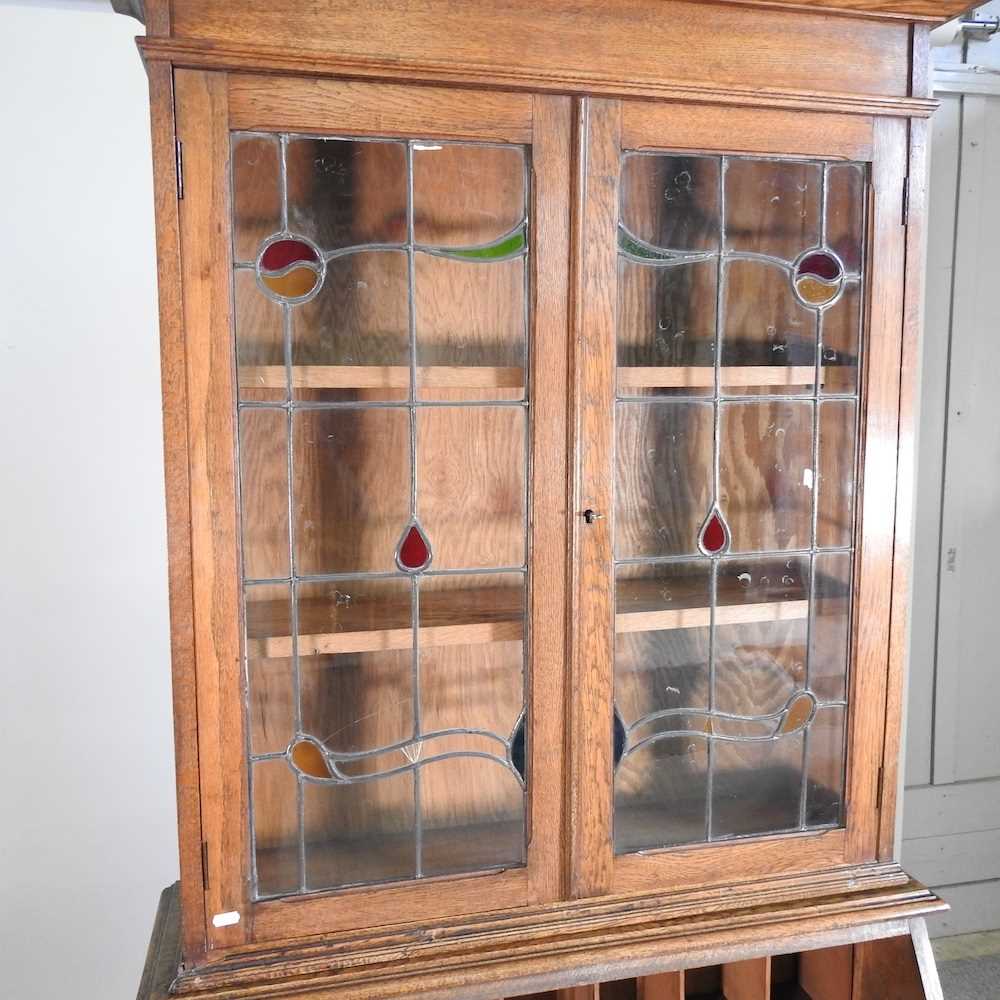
[438,226,526,260]
[618,227,686,262]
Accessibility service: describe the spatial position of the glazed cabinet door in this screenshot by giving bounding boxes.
[171,68,571,952]
[570,99,908,897]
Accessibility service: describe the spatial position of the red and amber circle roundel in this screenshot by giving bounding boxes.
[256,236,324,302]
[792,249,844,308]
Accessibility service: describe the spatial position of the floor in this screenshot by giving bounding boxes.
[933,931,1000,999]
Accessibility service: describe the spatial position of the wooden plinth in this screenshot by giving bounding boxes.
[137,865,946,1000]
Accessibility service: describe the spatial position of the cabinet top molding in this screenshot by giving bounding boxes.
[123,0,973,27]
[136,0,942,117]
[694,0,971,20]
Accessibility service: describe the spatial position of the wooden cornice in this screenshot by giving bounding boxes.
[696,0,972,23]
[138,37,938,119]
[130,0,974,29]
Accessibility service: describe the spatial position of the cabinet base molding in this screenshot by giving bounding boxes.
[138,865,945,1000]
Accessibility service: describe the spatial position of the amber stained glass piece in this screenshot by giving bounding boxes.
[290,738,332,779]
[261,266,320,298]
[795,275,839,305]
[780,691,817,736]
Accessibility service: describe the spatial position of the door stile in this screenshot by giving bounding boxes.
[878,113,928,861]
[148,57,211,962]
[568,97,622,899]
[526,93,574,905]
[174,66,251,951]
[845,116,908,863]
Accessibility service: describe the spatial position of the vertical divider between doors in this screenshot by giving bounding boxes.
[528,94,574,904]
[568,97,622,898]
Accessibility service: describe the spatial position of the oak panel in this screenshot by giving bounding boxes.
[722,957,771,1000]
[171,0,912,102]
[228,73,533,143]
[800,943,854,998]
[253,867,531,939]
[622,103,874,161]
[636,971,683,1000]
[613,829,846,895]
[853,921,942,999]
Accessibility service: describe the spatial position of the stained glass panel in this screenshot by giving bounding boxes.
[233,133,531,898]
[613,151,865,854]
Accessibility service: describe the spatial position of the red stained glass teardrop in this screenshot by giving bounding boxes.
[699,510,728,555]
[397,522,432,572]
[260,238,319,271]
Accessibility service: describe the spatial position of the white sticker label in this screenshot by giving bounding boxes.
[212,911,241,928]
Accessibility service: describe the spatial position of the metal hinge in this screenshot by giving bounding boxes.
[901,176,910,227]
[176,139,185,200]
[201,840,210,889]
[876,766,884,811]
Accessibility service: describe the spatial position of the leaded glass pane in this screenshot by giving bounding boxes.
[613,152,864,854]
[615,400,714,559]
[291,249,410,403]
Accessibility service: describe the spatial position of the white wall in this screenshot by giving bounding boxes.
[902,3,1000,938]
[0,3,178,998]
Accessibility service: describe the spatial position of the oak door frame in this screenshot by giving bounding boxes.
[568,98,910,898]
[171,67,573,955]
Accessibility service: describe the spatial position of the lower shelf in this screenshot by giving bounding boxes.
[246,573,834,660]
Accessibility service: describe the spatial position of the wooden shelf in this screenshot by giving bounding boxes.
[239,365,524,391]
[618,366,822,390]
[238,364,835,392]
[246,574,828,659]
[247,584,523,658]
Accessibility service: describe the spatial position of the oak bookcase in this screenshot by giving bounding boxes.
[124,2,968,997]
